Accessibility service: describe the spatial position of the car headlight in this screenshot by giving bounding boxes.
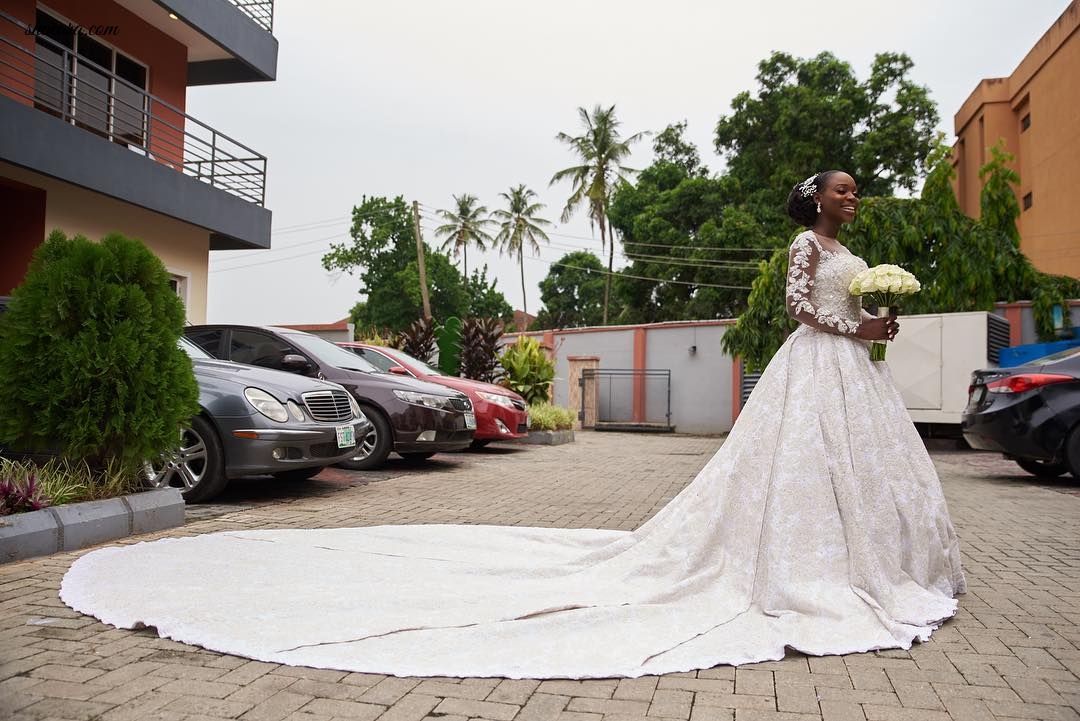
[476,391,516,409]
[244,387,289,422]
[347,393,367,421]
[286,400,306,422]
[393,389,450,409]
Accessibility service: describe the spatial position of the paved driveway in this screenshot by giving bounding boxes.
[2,432,1080,721]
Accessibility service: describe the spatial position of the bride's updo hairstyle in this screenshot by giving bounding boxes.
[786,170,842,227]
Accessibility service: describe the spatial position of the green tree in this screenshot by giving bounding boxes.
[533,251,607,329]
[433,194,496,284]
[652,121,706,177]
[0,231,199,471]
[493,184,551,318]
[721,145,1080,370]
[608,156,774,324]
[714,51,939,234]
[466,265,514,321]
[551,104,646,324]
[323,196,473,331]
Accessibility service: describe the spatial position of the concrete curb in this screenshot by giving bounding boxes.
[511,429,575,445]
[0,488,184,564]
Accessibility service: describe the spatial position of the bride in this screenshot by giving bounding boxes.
[61,170,965,679]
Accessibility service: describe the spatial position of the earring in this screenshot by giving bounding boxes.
[816,201,822,214]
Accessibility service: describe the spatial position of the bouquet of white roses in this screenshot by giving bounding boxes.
[848,264,921,361]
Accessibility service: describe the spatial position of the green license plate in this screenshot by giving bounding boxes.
[336,424,355,448]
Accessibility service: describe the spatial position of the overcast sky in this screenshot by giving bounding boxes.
[191,0,1073,325]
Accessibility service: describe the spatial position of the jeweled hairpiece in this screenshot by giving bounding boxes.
[797,174,818,198]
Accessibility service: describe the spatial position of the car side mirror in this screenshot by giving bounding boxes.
[281,354,312,373]
[389,366,409,376]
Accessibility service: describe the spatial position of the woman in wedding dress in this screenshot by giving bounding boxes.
[60,170,965,679]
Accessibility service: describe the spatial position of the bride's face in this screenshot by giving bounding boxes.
[816,173,860,224]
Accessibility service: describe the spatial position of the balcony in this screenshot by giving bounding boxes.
[0,10,265,206]
[226,0,275,33]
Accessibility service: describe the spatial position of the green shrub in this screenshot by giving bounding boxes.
[0,230,199,472]
[498,336,555,404]
[0,457,140,513]
[528,403,576,431]
[435,316,463,376]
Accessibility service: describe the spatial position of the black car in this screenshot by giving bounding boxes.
[962,346,1080,478]
[184,325,476,470]
[151,338,372,502]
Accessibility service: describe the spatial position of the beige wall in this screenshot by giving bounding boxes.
[952,2,1080,278]
[0,162,210,322]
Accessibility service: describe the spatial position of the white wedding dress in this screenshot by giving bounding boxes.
[60,230,965,679]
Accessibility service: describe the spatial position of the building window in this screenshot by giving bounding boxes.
[1023,192,1033,210]
[1021,113,1031,132]
[168,274,188,305]
[32,9,149,147]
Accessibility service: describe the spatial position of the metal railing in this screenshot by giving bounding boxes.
[580,368,673,429]
[0,10,266,206]
[226,0,274,32]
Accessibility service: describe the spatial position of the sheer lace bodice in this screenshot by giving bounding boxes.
[786,230,867,334]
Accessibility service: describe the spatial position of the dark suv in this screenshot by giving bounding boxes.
[184,325,475,469]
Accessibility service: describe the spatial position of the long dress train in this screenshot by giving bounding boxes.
[59,230,965,679]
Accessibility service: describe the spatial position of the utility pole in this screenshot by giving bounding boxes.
[411,200,432,320]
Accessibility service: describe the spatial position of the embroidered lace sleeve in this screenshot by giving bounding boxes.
[785,233,861,335]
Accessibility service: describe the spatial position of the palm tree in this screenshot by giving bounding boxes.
[492,184,551,318]
[551,104,645,324]
[433,194,495,285]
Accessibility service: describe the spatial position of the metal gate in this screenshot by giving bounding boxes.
[579,368,673,431]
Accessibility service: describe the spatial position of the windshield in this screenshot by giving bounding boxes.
[381,347,443,376]
[179,336,212,360]
[284,331,383,373]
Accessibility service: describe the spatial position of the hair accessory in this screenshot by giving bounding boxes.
[798,174,818,198]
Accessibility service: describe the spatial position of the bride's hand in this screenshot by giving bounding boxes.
[855,314,898,341]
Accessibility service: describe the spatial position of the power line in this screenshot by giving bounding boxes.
[209,246,343,273]
[520,254,753,290]
[209,231,350,268]
[624,250,761,268]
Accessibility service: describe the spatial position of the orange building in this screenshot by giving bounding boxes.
[0,0,278,321]
[952,1,1080,278]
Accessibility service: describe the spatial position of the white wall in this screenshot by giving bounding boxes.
[646,324,733,434]
[513,320,736,435]
[551,329,635,409]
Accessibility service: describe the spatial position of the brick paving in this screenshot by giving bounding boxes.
[2,432,1080,721]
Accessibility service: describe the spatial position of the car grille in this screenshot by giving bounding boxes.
[511,398,526,411]
[302,390,353,423]
[449,396,473,412]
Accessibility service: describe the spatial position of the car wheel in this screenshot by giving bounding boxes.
[336,405,393,470]
[1065,426,1080,479]
[470,439,491,449]
[144,415,227,503]
[399,451,436,462]
[1015,458,1068,478]
[272,467,323,482]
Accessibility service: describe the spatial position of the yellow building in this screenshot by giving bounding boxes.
[952,1,1080,278]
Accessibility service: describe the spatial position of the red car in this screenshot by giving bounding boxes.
[339,342,529,446]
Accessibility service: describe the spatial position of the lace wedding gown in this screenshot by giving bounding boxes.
[60,230,965,679]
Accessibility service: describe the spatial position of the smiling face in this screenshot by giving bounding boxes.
[814,172,860,225]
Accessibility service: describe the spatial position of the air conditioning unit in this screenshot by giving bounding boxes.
[886,311,1009,426]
